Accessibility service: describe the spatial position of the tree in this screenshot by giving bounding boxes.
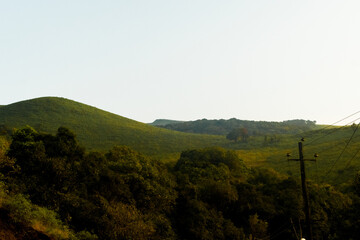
[249,214,268,240]
[227,128,249,143]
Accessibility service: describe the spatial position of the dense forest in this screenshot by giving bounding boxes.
[154,118,319,136]
[0,127,360,240]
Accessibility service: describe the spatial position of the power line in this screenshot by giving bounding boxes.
[279,111,360,167]
[323,123,360,177]
[306,110,360,135]
[261,221,292,240]
[320,110,360,128]
[344,143,360,169]
[287,112,359,149]
[291,110,360,141]
[304,116,360,147]
[312,138,351,158]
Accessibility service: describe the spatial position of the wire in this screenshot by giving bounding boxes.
[315,159,319,183]
[284,111,360,184]
[285,111,360,158]
[306,110,360,135]
[290,218,299,240]
[324,123,360,177]
[304,116,360,147]
[292,110,360,142]
[262,221,292,240]
[344,143,360,169]
[318,110,360,128]
[268,224,292,240]
[312,138,349,158]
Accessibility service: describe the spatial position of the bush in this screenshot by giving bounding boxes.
[3,193,76,239]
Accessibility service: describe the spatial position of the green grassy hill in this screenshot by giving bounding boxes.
[0,97,224,158]
[1,97,359,186]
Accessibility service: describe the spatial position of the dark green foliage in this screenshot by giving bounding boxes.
[3,127,180,239]
[6,127,84,207]
[339,195,360,239]
[175,147,247,184]
[174,148,251,239]
[105,146,178,214]
[175,199,244,240]
[159,118,318,136]
[173,147,360,240]
[226,127,249,142]
[7,126,46,174]
[1,126,360,239]
[308,183,352,239]
[0,125,12,137]
[0,190,76,239]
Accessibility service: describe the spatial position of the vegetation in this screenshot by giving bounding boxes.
[1,97,360,239]
[0,126,359,239]
[243,125,360,187]
[226,127,249,143]
[156,118,319,136]
[1,97,360,185]
[0,189,77,240]
[0,97,224,158]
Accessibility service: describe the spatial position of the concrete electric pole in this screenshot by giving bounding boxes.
[287,139,318,240]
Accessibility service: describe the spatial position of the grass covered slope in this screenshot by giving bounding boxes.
[0,97,223,156]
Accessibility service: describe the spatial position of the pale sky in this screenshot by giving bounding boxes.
[1,1,360,124]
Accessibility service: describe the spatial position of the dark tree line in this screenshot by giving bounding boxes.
[159,118,318,136]
[0,126,359,239]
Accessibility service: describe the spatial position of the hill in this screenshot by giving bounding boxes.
[0,97,223,157]
[1,97,359,186]
[156,118,320,136]
[149,119,186,126]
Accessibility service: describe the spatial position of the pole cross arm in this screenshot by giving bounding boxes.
[288,158,317,162]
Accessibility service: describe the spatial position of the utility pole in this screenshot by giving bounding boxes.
[287,139,317,240]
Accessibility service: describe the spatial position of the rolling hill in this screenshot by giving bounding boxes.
[1,97,359,186]
[0,97,224,158]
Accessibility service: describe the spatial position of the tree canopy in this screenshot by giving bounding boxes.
[0,126,359,240]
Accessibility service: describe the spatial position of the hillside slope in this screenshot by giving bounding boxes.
[0,97,223,156]
[235,125,360,186]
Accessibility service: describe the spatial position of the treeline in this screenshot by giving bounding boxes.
[0,127,359,239]
[158,118,318,136]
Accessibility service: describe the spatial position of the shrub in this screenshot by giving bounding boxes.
[3,193,76,239]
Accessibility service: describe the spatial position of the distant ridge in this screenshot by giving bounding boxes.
[0,97,223,156]
[156,118,320,136]
[149,119,186,126]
